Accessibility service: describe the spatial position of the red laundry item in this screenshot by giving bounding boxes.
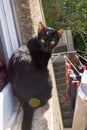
[67,68,72,74]
[83,65,87,70]
[72,80,80,88]
[66,73,69,80]
[64,56,67,61]
[77,55,80,60]
[76,81,80,87]
[66,63,71,69]
[0,55,8,92]
[66,94,70,104]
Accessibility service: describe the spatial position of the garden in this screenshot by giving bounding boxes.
[42,0,87,52]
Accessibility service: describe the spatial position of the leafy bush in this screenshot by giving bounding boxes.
[42,0,87,51]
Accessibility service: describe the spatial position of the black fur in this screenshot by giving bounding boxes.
[8,23,63,130]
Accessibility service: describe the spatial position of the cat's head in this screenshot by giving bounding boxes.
[37,22,64,53]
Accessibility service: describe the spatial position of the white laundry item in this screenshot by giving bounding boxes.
[78,70,87,100]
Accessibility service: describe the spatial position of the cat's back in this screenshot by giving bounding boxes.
[10,45,31,65]
[8,43,52,101]
[8,45,33,82]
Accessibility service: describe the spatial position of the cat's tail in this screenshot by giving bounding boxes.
[22,101,34,130]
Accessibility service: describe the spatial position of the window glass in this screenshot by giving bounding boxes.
[0,37,9,92]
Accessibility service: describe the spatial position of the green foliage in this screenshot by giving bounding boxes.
[42,0,58,24]
[41,0,87,51]
[58,0,87,32]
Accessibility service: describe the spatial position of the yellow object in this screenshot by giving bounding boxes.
[50,41,55,45]
[40,39,45,43]
[29,98,41,108]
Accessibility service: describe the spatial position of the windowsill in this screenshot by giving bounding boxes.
[0,83,15,130]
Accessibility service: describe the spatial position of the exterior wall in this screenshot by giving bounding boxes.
[14,0,45,44]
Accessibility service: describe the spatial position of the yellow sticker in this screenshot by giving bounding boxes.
[29,98,41,108]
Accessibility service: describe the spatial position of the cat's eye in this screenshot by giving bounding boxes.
[40,39,45,43]
[50,41,55,45]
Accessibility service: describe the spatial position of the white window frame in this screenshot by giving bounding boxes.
[0,0,21,65]
[0,0,21,129]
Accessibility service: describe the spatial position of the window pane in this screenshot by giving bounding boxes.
[0,37,9,92]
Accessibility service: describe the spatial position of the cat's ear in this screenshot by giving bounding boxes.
[56,28,64,36]
[38,22,45,33]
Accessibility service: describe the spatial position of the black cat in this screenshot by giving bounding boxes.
[8,22,64,130]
